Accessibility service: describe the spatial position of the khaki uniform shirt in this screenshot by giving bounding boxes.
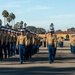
[2,33,7,45]
[26,34,30,46]
[6,34,10,44]
[9,35,13,42]
[13,35,17,43]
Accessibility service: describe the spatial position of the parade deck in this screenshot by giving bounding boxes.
[0,41,75,75]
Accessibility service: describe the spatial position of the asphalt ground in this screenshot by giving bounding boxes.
[0,41,75,75]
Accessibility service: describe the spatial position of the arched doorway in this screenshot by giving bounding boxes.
[66,34,69,40]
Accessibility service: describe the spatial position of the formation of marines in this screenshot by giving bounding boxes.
[0,25,75,64]
[0,26,40,64]
[44,26,75,63]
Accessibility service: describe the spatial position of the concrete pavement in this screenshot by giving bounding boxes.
[0,47,75,75]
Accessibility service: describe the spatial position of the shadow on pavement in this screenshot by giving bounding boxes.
[0,66,75,75]
[0,52,75,64]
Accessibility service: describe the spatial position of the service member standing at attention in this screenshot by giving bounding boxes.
[15,31,19,54]
[0,27,3,60]
[25,30,30,60]
[16,29,27,64]
[13,31,17,56]
[10,30,14,56]
[7,29,11,57]
[46,31,55,63]
[2,28,7,59]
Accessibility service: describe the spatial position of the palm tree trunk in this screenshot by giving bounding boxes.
[13,20,15,29]
[12,20,13,27]
[4,17,5,26]
[14,20,15,25]
[11,20,14,28]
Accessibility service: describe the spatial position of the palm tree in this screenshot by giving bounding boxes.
[2,10,9,26]
[50,23,54,29]
[20,21,23,28]
[7,15,12,25]
[50,23,54,27]
[24,23,27,28]
[14,23,18,30]
[50,23,55,33]
[9,13,15,26]
[5,23,10,28]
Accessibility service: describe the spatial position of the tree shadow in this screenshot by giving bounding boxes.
[1,51,75,64]
[0,66,75,75]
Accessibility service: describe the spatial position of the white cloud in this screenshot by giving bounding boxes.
[6,0,32,5]
[0,0,32,8]
[49,14,75,19]
[0,2,20,8]
[27,5,54,11]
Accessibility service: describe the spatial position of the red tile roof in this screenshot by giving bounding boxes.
[56,31,75,34]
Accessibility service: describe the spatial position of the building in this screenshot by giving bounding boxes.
[38,31,75,40]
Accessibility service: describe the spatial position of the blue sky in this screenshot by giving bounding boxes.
[0,0,75,31]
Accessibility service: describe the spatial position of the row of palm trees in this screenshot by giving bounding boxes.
[14,21,27,30]
[2,10,27,30]
[2,10,15,28]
